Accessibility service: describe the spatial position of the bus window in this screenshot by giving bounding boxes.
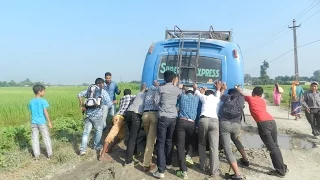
[157,55,221,84]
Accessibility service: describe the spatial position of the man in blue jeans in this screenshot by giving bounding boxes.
[103,72,121,129]
[78,78,113,156]
[152,70,182,179]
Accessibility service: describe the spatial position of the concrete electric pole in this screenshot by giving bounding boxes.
[289,19,301,81]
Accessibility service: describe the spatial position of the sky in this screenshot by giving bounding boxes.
[0,0,319,85]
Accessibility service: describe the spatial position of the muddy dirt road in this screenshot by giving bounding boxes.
[50,89,320,180]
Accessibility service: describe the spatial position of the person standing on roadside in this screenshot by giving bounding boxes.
[289,81,304,120]
[103,72,121,129]
[175,87,199,179]
[273,83,283,106]
[152,70,182,179]
[237,87,288,178]
[194,81,224,178]
[219,88,250,180]
[301,81,320,139]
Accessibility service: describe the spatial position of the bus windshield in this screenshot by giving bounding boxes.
[157,55,221,84]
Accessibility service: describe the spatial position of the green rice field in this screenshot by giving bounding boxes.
[0,83,140,127]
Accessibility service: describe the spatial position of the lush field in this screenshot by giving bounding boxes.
[244,85,310,106]
[0,83,140,127]
[0,83,140,169]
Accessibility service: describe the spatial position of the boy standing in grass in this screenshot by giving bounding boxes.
[29,84,53,159]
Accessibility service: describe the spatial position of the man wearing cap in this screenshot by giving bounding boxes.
[175,87,200,179]
[301,81,320,139]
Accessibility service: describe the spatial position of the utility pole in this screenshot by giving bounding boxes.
[289,19,301,81]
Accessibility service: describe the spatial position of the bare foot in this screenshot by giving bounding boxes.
[100,153,113,161]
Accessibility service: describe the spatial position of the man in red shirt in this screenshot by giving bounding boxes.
[238,87,288,178]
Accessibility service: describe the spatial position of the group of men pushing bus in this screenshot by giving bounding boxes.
[74,70,295,180]
[31,70,320,179]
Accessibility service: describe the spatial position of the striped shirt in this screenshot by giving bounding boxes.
[116,95,136,116]
[178,93,200,121]
[143,86,159,111]
[154,83,182,118]
[127,92,145,114]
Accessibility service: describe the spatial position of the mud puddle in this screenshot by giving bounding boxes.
[240,132,317,150]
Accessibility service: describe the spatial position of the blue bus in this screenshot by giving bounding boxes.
[141,25,244,91]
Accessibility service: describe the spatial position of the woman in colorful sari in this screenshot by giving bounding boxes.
[289,81,304,120]
[273,83,282,106]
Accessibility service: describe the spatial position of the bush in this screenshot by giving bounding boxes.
[52,117,83,142]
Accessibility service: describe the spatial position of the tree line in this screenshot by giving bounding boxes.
[0,78,48,87]
[245,60,320,85]
[0,79,142,87]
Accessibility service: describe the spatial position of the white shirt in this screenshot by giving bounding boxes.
[195,90,221,119]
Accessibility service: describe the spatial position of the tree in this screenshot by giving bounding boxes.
[244,74,252,84]
[260,60,269,85]
[312,70,320,82]
[8,80,17,86]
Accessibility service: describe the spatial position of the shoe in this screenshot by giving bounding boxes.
[313,135,319,139]
[153,170,165,178]
[47,154,53,159]
[125,162,135,167]
[176,171,188,179]
[239,158,250,167]
[33,156,40,161]
[186,156,194,166]
[79,151,86,156]
[267,170,285,178]
[166,165,173,170]
[225,173,242,180]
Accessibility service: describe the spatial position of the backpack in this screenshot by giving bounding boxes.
[220,95,243,120]
[84,85,102,109]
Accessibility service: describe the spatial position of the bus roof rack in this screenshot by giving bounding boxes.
[165,25,232,42]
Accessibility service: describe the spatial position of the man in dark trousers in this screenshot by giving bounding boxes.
[152,70,182,179]
[175,88,199,179]
[301,81,320,139]
[237,87,288,178]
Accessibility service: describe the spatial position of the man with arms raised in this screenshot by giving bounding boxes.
[237,87,288,178]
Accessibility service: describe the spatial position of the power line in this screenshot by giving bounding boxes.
[243,0,320,53]
[243,30,290,55]
[244,39,320,72]
[295,0,320,20]
[301,8,320,23]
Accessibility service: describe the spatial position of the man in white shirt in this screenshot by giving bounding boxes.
[194,81,225,177]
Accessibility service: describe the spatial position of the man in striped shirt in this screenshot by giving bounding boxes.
[100,89,135,161]
[175,87,200,179]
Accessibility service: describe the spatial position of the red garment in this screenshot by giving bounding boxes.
[244,96,274,122]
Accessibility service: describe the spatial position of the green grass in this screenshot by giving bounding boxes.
[0,83,140,170]
[0,83,140,127]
